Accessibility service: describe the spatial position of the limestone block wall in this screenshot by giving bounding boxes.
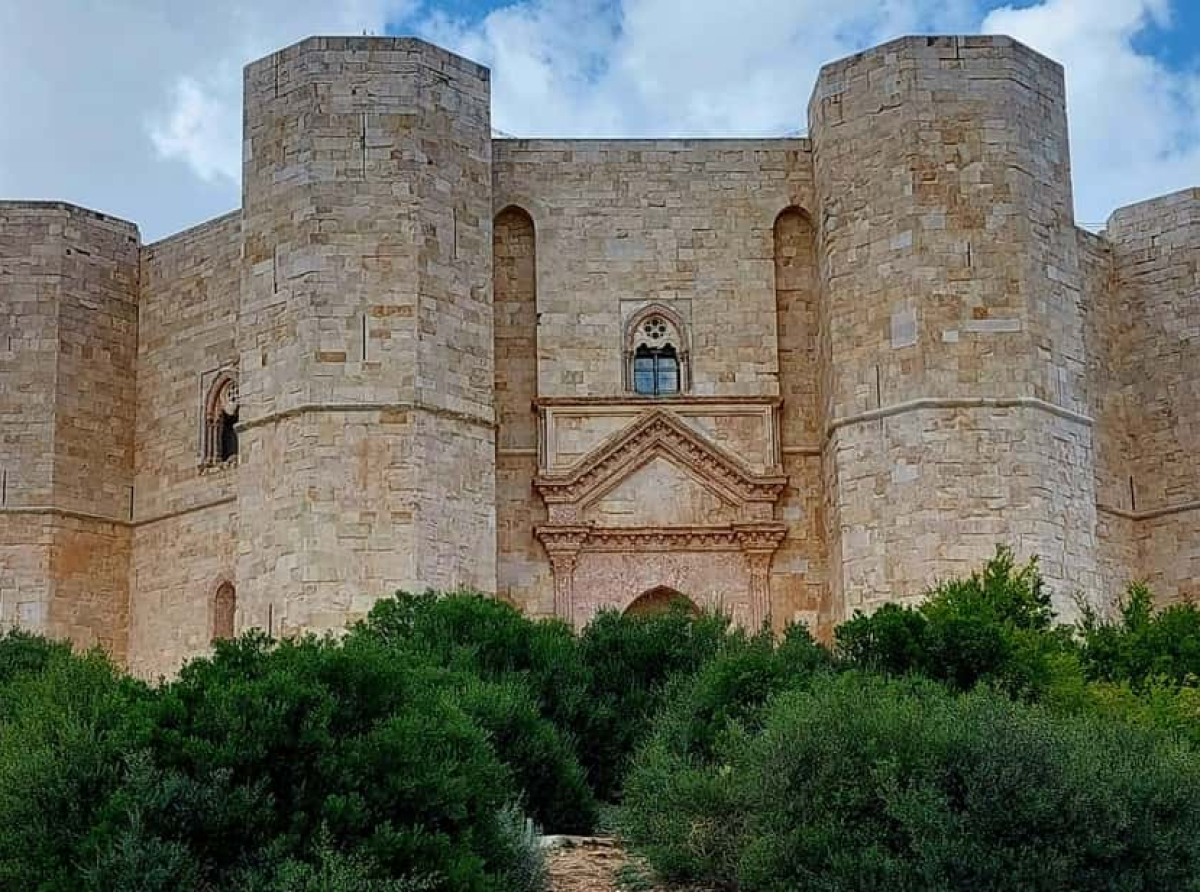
[0,202,138,658]
[1108,188,1200,603]
[236,37,495,635]
[493,139,814,398]
[810,36,1097,618]
[1081,228,1139,601]
[494,139,826,629]
[1,204,62,509]
[129,213,241,677]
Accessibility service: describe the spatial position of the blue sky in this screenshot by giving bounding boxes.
[1,0,1196,239]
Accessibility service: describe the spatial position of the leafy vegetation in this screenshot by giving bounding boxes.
[4,549,1200,889]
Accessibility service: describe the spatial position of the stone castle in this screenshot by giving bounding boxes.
[1,34,1197,677]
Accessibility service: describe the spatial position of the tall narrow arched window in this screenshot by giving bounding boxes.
[212,581,236,642]
[625,307,689,396]
[203,372,239,467]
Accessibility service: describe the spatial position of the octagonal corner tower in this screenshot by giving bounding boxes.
[808,35,1097,619]
[236,37,496,635]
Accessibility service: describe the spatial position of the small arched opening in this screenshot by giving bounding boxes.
[624,586,699,618]
[212,581,236,643]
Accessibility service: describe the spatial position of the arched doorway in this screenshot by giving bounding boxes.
[624,586,699,618]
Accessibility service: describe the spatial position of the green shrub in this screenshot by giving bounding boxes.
[618,625,831,886]
[0,646,147,891]
[577,603,732,799]
[647,624,830,763]
[835,547,1080,698]
[455,677,597,833]
[358,592,740,803]
[623,670,1200,891]
[0,631,547,891]
[353,593,597,828]
[0,628,74,689]
[355,591,590,737]
[138,633,541,890]
[1079,582,1200,688]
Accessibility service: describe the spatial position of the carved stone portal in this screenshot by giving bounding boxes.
[535,408,786,628]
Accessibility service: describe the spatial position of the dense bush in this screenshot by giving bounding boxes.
[0,644,148,890]
[618,625,830,883]
[623,671,1200,891]
[357,592,740,803]
[454,677,597,833]
[1079,582,1200,687]
[576,602,732,799]
[0,631,544,891]
[9,551,1200,890]
[649,623,830,762]
[835,547,1081,698]
[356,592,591,740]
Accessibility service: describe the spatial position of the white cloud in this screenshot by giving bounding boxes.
[422,0,979,137]
[148,77,242,184]
[0,1,412,240]
[0,0,1194,239]
[982,0,1200,225]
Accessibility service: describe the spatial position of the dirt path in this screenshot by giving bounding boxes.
[544,837,634,892]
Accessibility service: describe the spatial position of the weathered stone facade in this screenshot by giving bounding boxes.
[1,35,1196,676]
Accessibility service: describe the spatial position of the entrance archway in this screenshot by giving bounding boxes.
[624,586,699,618]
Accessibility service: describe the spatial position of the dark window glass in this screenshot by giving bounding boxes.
[655,346,679,394]
[219,408,239,461]
[633,345,680,396]
[634,350,657,395]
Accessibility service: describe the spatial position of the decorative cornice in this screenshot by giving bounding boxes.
[237,401,495,433]
[535,409,786,507]
[827,396,1093,437]
[536,522,787,554]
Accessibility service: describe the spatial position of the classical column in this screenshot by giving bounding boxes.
[536,526,589,625]
[736,525,786,631]
[743,551,773,630]
[548,551,579,623]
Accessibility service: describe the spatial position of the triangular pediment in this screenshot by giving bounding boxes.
[582,453,739,527]
[534,409,785,508]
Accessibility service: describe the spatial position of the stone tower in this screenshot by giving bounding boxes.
[809,36,1097,619]
[0,203,139,659]
[236,38,496,636]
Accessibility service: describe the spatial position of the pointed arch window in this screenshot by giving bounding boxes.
[203,372,239,467]
[625,308,689,396]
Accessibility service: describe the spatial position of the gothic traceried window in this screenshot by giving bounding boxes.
[626,308,688,396]
[203,372,239,468]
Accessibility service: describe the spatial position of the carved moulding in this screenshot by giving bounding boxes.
[535,409,786,512]
[533,408,789,628]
